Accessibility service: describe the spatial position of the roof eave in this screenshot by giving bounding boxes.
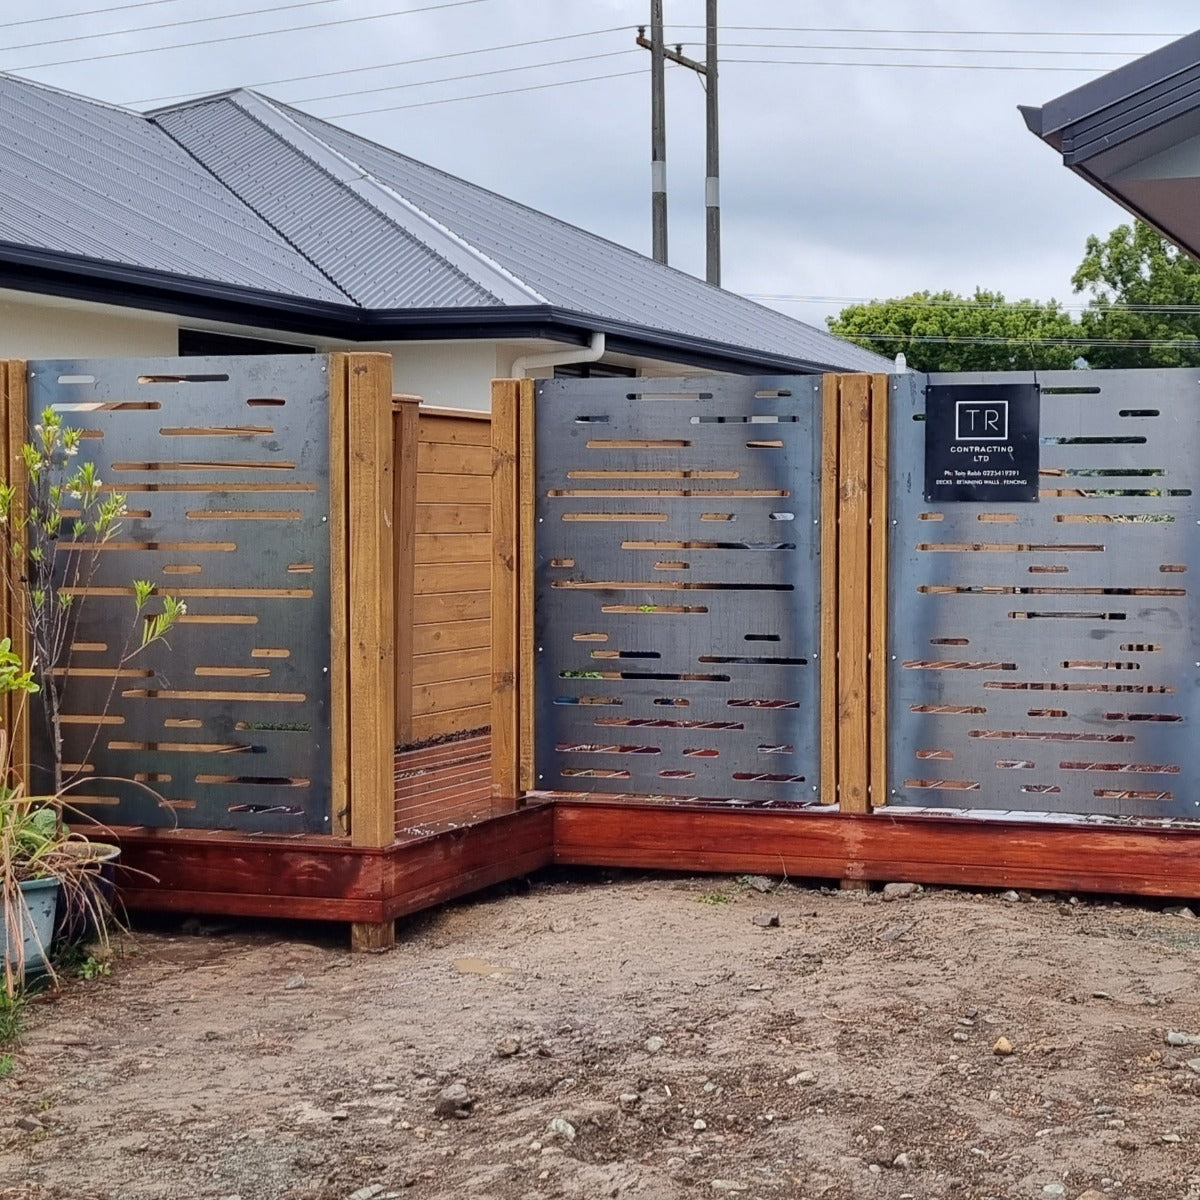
[0,244,876,374]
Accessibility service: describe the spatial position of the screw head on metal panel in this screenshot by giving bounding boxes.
[323,666,329,673]
[321,516,328,523]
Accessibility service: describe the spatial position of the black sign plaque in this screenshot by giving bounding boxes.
[923,382,1040,503]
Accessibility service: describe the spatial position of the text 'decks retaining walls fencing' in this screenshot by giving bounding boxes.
[887,369,1200,820]
[532,375,824,805]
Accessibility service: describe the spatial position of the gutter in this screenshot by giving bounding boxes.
[0,242,886,375]
[509,331,605,377]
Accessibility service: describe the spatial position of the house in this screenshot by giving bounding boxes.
[1021,29,1200,263]
[0,72,886,407]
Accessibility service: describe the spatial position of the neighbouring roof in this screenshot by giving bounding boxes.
[0,72,887,374]
[1021,30,1200,262]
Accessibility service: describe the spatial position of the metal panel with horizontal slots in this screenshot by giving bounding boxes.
[27,356,331,833]
[534,375,822,804]
[888,369,1200,818]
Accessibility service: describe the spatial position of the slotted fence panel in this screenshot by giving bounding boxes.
[887,369,1200,819]
[534,375,823,804]
[27,356,332,833]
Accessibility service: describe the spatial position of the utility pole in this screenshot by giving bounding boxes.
[704,0,720,286]
[649,0,667,264]
[636,3,721,283]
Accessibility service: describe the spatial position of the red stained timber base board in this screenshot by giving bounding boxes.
[113,804,554,924]
[109,801,1200,926]
[552,801,1200,900]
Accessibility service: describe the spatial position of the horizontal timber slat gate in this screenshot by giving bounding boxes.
[531,375,825,804]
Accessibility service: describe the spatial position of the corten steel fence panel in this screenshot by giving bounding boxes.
[888,369,1200,819]
[26,356,332,834]
[534,375,823,804]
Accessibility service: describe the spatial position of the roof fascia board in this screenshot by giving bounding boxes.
[1030,30,1200,138]
[0,243,866,373]
[227,92,549,307]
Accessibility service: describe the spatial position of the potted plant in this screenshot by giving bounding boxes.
[0,408,184,994]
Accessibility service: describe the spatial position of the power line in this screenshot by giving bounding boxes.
[4,0,490,74]
[292,48,637,106]
[125,24,627,107]
[751,295,1200,315]
[667,25,1179,38]
[4,0,334,55]
[717,42,1139,58]
[326,67,646,118]
[723,57,1107,73]
[0,0,186,30]
[844,334,1200,347]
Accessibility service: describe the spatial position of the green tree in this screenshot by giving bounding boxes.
[1071,220,1200,369]
[826,289,1079,372]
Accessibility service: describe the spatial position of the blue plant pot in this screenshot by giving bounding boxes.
[4,876,60,978]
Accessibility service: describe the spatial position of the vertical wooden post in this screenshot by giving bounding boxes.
[334,353,396,950]
[392,394,420,746]
[517,379,537,797]
[491,379,520,810]
[868,374,891,811]
[328,358,351,838]
[819,375,840,804]
[837,374,871,816]
[2,362,30,782]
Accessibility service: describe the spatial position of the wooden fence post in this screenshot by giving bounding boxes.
[491,379,521,811]
[331,353,396,951]
[392,394,420,746]
[0,362,30,782]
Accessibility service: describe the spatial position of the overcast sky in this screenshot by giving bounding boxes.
[0,0,1194,328]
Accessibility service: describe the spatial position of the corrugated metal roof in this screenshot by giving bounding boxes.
[153,95,501,310]
[275,101,888,372]
[0,75,347,303]
[0,71,887,372]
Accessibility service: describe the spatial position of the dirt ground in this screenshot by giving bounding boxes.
[4,869,1200,1200]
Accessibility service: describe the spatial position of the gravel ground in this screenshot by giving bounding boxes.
[3,869,1200,1200]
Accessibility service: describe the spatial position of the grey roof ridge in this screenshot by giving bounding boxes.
[232,90,550,308]
[0,68,136,117]
[148,96,358,308]
[278,96,866,349]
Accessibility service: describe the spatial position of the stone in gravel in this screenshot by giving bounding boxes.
[1116,1135,1138,1152]
[618,1092,640,1111]
[1166,1030,1200,1047]
[1161,1132,1183,1143]
[952,1031,970,1043]
[993,1037,1015,1056]
[15,1116,45,1132]
[790,1070,816,1086]
[710,1184,749,1193]
[1042,1186,1065,1197]
[432,1084,473,1119]
[752,910,781,928]
[347,1188,386,1200]
[1001,890,1020,902]
[284,973,308,991]
[494,1036,521,1057]
[882,882,920,901]
[893,1153,914,1169]
[745,875,775,893]
[547,1117,576,1142]
[1075,1191,1110,1200]
[370,1082,399,1093]
[644,1036,665,1054]
[693,1118,707,1131]
[1185,1058,1200,1075]
[1163,905,1196,919]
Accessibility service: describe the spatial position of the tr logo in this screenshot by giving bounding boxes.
[955,399,1008,441]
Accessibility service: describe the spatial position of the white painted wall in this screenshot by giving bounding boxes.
[0,290,178,359]
[0,291,713,410]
